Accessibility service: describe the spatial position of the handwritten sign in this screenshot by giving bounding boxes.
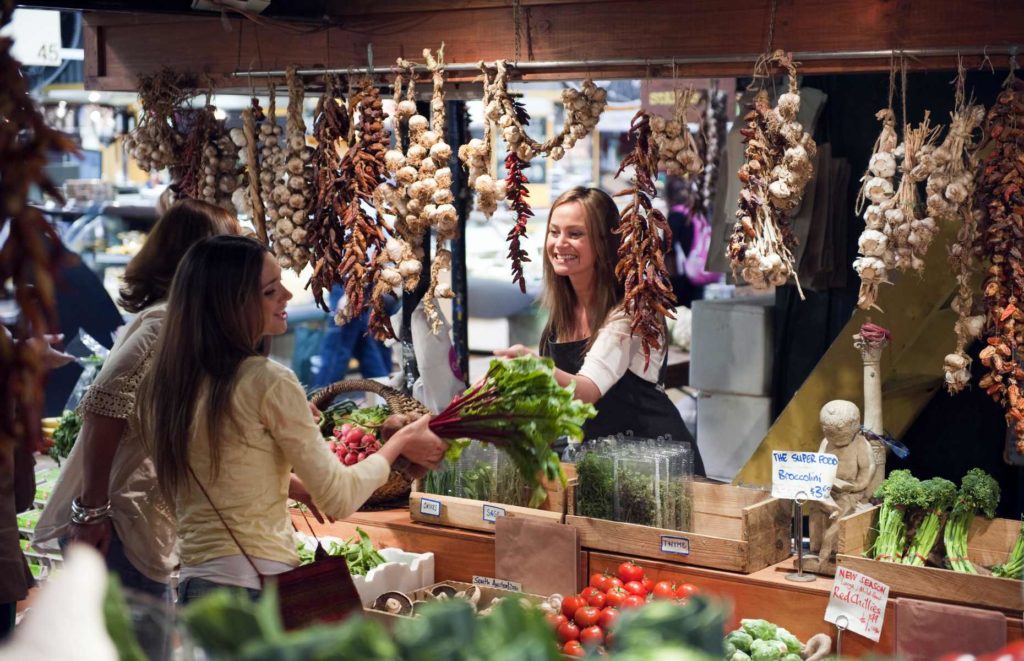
[824,566,889,642]
[472,576,522,592]
[660,535,691,556]
[771,451,839,501]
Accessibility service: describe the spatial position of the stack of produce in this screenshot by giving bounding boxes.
[294,527,385,576]
[854,108,899,310]
[125,68,189,173]
[728,51,816,294]
[543,560,704,656]
[975,74,1024,443]
[722,619,823,661]
[650,87,703,178]
[269,67,314,272]
[325,405,389,467]
[44,411,81,467]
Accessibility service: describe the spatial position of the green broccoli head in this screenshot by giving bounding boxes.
[958,468,1000,518]
[919,477,958,513]
[740,619,777,641]
[774,627,802,655]
[725,630,755,654]
[749,638,786,661]
[875,469,924,508]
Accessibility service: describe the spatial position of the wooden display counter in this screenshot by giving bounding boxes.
[298,508,1024,657]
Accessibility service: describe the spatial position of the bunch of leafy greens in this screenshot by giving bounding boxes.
[944,467,1000,573]
[869,469,923,562]
[295,527,385,576]
[429,356,596,507]
[993,519,1024,579]
[902,477,957,567]
[181,582,726,660]
[48,410,81,466]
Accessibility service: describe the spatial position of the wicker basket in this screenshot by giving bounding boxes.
[309,379,430,508]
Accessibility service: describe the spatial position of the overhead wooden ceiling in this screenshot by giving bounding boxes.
[81,0,1024,91]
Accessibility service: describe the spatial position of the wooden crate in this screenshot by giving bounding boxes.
[836,505,1023,613]
[408,464,573,534]
[565,481,791,573]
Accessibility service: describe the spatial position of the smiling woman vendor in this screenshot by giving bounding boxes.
[497,187,704,476]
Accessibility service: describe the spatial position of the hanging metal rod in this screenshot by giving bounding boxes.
[232,46,1020,78]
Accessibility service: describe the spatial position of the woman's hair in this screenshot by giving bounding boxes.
[119,199,239,313]
[540,187,624,353]
[139,235,268,500]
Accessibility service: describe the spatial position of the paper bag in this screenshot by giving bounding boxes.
[495,517,579,597]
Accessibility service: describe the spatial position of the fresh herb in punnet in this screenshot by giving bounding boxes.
[429,356,596,507]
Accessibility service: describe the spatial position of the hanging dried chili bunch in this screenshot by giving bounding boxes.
[306,76,348,311]
[727,52,816,294]
[125,68,190,173]
[934,70,987,393]
[650,87,703,178]
[0,0,77,453]
[975,73,1024,443]
[613,111,677,369]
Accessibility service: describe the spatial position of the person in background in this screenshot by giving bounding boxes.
[137,236,445,604]
[497,187,705,476]
[313,284,397,389]
[33,199,241,607]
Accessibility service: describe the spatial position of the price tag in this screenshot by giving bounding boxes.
[824,566,889,642]
[419,497,441,517]
[482,504,506,523]
[660,535,691,556]
[0,9,62,66]
[771,451,839,501]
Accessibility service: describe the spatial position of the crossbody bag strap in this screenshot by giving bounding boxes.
[186,464,264,578]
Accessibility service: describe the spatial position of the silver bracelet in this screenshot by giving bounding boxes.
[71,497,112,525]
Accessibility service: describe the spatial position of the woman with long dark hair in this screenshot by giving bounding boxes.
[35,199,241,601]
[137,235,445,603]
[497,186,704,475]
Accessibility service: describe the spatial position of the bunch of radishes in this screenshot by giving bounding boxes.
[330,422,383,466]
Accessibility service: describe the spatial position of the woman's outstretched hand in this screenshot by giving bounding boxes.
[493,344,535,359]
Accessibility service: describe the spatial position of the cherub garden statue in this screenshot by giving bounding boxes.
[800,400,875,575]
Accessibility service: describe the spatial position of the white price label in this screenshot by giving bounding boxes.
[660,535,691,556]
[482,504,506,523]
[1,9,62,67]
[472,576,522,592]
[824,566,889,642]
[419,498,441,517]
[771,451,839,501]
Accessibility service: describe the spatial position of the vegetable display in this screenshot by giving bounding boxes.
[723,619,811,661]
[0,0,77,454]
[902,477,957,567]
[869,469,923,563]
[650,87,703,179]
[943,467,1000,573]
[854,108,899,310]
[47,410,82,467]
[124,68,189,173]
[975,74,1024,443]
[614,110,678,369]
[728,51,816,295]
[429,356,596,507]
[993,520,1024,579]
[268,67,314,272]
[295,527,385,576]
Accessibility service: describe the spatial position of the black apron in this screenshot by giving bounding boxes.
[545,338,706,477]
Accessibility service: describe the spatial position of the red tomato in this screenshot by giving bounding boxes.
[557,620,580,642]
[621,594,645,610]
[579,625,604,648]
[675,583,700,601]
[563,641,586,658]
[545,612,567,628]
[617,561,644,584]
[598,606,620,631]
[652,581,676,601]
[642,577,655,593]
[604,586,628,608]
[580,586,601,600]
[589,573,610,591]
[561,595,584,619]
[574,605,601,628]
[623,581,647,597]
[587,591,607,609]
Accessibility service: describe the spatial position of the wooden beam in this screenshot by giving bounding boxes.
[83,0,1024,91]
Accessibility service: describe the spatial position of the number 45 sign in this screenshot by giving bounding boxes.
[0,9,62,66]
[771,451,839,501]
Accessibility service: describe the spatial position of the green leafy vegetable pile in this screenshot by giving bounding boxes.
[48,410,81,466]
[429,356,596,507]
[869,469,923,562]
[723,619,802,661]
[902,477,957,567]
[994,519,1024,579]
[296,527,385,576]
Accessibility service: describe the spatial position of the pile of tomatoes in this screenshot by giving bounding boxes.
[547,560,700,657]
[329,423,383,466]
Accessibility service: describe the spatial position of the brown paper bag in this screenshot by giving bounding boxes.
[495,517,579,597]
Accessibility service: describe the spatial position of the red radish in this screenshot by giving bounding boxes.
[343,452,358,466]
[357,452,367,461]
[340,423,352,435]
[361,433,376,445]
[344,428,363,445]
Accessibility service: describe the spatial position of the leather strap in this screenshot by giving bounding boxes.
[187,465,264,578]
